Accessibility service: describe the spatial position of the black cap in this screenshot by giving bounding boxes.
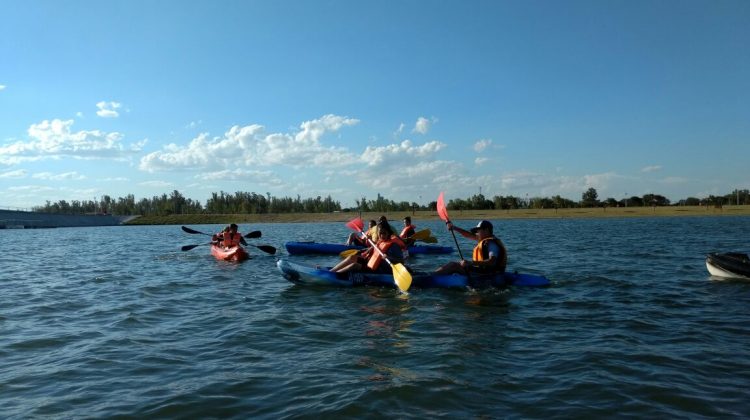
[470,220,493,234]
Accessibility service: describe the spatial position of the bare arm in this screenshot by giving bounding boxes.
[446,222,477,241]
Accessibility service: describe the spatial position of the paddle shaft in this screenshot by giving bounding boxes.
[181,226,261,239]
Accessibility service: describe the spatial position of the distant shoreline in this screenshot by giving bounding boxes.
[124,205,750,225]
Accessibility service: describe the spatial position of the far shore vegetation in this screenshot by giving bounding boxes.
[27,187,750,224]
[126,205,750,225]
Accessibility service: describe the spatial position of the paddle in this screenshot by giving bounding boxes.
[409,229,431,241]
[437,192,467,263]
[181,225,261,239]
[339,249,361,258]
[346,218,412,293]
[420,236,438,244]
[181,242,276,254]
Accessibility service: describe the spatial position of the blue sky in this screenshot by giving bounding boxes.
[1,0,748,209]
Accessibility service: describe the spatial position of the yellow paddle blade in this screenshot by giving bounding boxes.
[392,263,412,293]
[420,236,438,243]
[339,249,360,258]
[410,229,431,241]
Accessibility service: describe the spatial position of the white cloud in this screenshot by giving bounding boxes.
[475,157,489,165]
[474,139,492,152]
[412,116,436,134]
[0,85,6,91]
[394,123,405,137]
[8,185,56,193]
[0,119,143,164]
[139,114,360,172]
[76,112,84,118]
[96,101,121,118]
[641,165,662,173]
[32,171,86,181]
[0,169,27,179]
[360,140,446,167]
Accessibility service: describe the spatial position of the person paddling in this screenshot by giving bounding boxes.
[330,221,404,274]
[213,223,247,248]
[434,220,507,275]
[347,219,377,246]
[400,216,417,246]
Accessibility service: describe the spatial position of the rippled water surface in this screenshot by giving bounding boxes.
[2,217,749,418]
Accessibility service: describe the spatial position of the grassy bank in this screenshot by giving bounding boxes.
[124,205,750,225]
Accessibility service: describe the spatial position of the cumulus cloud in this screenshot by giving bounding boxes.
[641,165,662,173]
[412,116,438,135]
[360,140,446,167]
[96,101,121,118]
[139,114,360,172]
[0,119,143,164]
[475,157,489,165]
[474,139,492,152]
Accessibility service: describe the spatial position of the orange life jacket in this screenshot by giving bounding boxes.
[367,239,395,271]
[223,232,242,248]
[400,224,416,239]
[472,236,507,272]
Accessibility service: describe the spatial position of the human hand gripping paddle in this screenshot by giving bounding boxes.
[437,192,469,270]
[345,218,412,293]
[180,226,276,254]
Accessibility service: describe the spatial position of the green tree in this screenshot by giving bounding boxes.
[581,188,599,207]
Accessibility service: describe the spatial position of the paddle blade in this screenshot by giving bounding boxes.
[244,230,262,239]
[181,244,202,251]
[410,229,431,241]
[346,218,365,233]
[254,244,277,255]
[339,249,360,258]
[182,226,207,235]
[392,263,412,293]
[437,192,450,222]
[420,236,438,243]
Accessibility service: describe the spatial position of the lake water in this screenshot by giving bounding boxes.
[1,216,749,418]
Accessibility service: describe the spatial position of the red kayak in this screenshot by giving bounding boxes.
[211,244,250,262]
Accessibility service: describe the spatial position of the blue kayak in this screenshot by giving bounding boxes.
[284,241,453,256]
[277,259,550,289]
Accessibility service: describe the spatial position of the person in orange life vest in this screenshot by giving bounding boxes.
[346,219,377,246]
[214,223,247,248]
[434,220,507,275]
[212,225,230,245]
[330,222,404,274]
[376,215,408,256]
[400,216,417,246]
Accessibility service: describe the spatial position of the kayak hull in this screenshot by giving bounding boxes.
[277,259,550,289]
[211,245,250,262]
[284,241,453,255]
[706,252,750,279]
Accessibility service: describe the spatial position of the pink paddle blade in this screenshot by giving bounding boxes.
[346,218,365,232]
[437,192,450,222]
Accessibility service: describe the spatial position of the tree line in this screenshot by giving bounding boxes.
[31,188,749,216]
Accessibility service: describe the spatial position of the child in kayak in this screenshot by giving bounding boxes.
[331,221,404,274]
[346,219,377,246]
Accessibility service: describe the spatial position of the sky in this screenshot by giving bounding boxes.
[1,0,748,210]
